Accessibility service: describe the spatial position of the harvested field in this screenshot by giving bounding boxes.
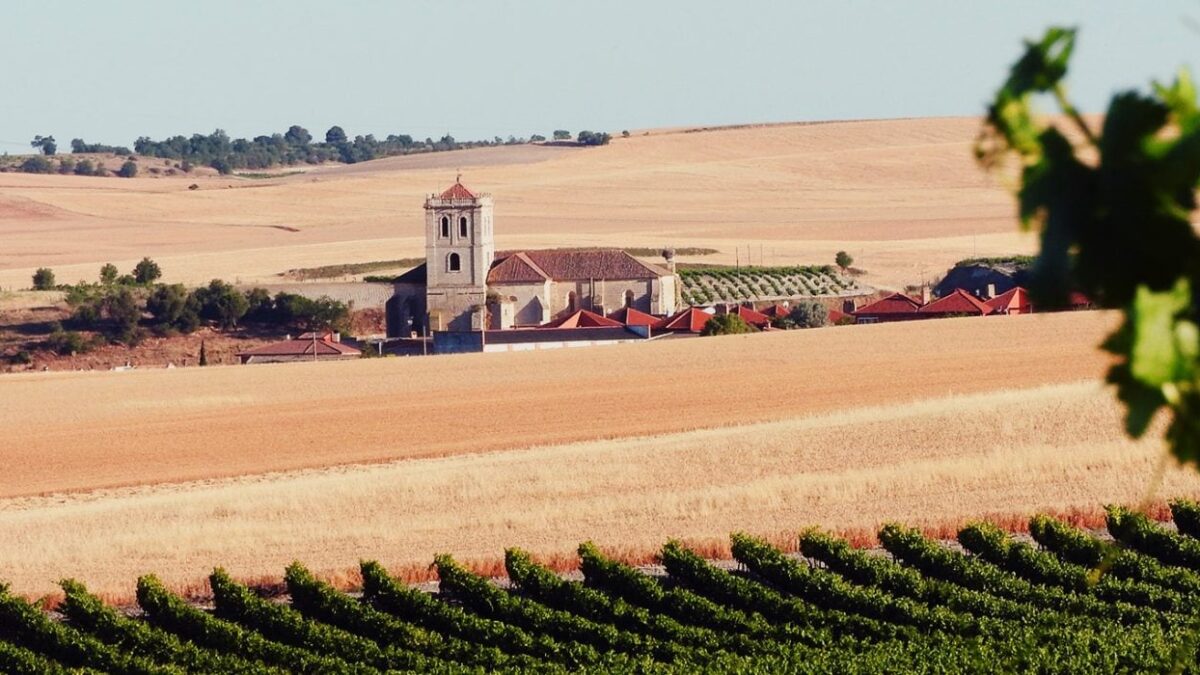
[1,311,1116,497]
[0,117,1028,292]
[2,310,1194,601]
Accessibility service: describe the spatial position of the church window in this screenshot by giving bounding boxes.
[624,290,635,307]
[448,252,461,272]
[459,216,468,237]
[440,216,450,238]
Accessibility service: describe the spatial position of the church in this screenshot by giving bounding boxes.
[387,179,680,336]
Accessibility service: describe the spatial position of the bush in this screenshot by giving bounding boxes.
[19,156,54,174]
[272,292,350,332]
[117,160,138,178]
[191,279,249,329]
[99,263,118,285]
[788,301,828,329]
[700,313,755,336]
[835,251,853,271]
[553,130,571,140]
[46,329,91,355]
[147,283,199,332]
[31,268,55,290]
[577,130,612,146]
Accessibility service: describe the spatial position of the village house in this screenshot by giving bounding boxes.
[387,179,680,336]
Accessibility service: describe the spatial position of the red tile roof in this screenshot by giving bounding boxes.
[608,306,660,326]
[985,286,1032,313]
[487,252,550,283]
[760,304,790,318]
[918,288,993,316]
[238,333,361,358]
[735,305,771,328]
[658,307,714,333]
[490,249,669,282]
[827,308,851,324]
[439,181,476,200]
[852,293,923,316]
[541,309,624,329]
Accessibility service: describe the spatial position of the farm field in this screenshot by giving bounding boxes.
[0,117,1030,293]
[4,310,1200,603]
[6,504,1200,672]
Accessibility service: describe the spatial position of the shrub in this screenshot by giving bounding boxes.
[700,314,754,336]
[31,268,55,290]
[117,160,138,178]
[19,156,54,174]
[147,283,199,332]
[835,251,854,271]
[788,301,828,329]
[46,328,91,355]
[132,257,161,284]
[191,279,248,329]
[99,263,118,285]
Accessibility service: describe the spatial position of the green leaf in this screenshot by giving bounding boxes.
[1128,279,1197,387]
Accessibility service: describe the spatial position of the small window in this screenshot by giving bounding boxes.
[459,216,468,237]
[448,252,461,272]
[440,216,450,238]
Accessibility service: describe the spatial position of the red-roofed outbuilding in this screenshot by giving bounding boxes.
[918,288,993,317]
[735,305,771,329]
[852,293,923,323]
[985,287,1033,315]
[541,309,624,329]
[238,332,361,364]
[608,306,661,327]
[658,307,715,333]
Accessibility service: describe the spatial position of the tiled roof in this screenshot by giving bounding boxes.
[541,309,624,329]
[659,306,714,333]
[238,334,361,358]
[491,249,670,282]
[439,181,476,200]
[760,304,790,318]
[608,306,660,327]
[735,305,771,328]
[919,288,993,316]
[827,308,852,323]
[853,292,923,316]
[985,286,1030,312]
[487,252,551,283]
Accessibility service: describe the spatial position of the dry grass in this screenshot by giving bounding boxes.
[0,117,1027,292]
[3,379,1198,603]
[0,311,1117,497]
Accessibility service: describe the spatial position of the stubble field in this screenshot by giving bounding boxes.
[4,311,1199,601]
[0,117,1030,293]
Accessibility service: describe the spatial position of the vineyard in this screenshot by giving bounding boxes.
[679,266,862,306]
[5,500,1200,673]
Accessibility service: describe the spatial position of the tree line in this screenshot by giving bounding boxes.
[29,259,350,356]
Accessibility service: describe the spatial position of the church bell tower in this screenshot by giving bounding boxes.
[424,176,494,331]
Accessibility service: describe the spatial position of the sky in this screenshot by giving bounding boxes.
[0,1,1197,152]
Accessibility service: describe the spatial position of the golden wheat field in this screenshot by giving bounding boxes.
[0,118,1030,292]
[4,310,1199,601]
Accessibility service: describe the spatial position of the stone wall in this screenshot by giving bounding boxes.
[247,282,394,310]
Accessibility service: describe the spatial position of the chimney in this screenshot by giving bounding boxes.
[986,283,996,299]
[920,285,930,305]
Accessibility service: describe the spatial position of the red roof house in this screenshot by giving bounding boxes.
[608,306,661,327]
[985,287,1033,315]
[735,305,771,329]
[541,309,624,329]
[238,332,361,364]
[658,307,715,333]
[918,288,994,317]
[851,293,923,323]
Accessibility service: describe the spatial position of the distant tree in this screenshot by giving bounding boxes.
[31,268,55,290]
[577,130,612,146]
[74,159,96,176]
[622,130,631,138]
[530,134,546,142]
[99,263,118,285]
[243,287,274,323]
[553,130,571,140]
[147,283,199,332]
[700,313,754,336]
[192,279,249,329]
[209,157,233,175]
[284,125,312,146]
[30,135,56,155]
[57,157,75,174]
[102,287,143,344]
[117,160,138,178]
[198,339,208,366]
[132,257,162,284]
[835,250,854,272]
[787,300,828,329]
[325,126,347,144]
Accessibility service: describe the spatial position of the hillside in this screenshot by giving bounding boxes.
[0,117,1028,293]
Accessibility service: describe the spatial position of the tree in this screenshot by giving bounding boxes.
[284,125,312,146]
[622,130,631,138]
[980,27,1200,468]
[31,268,55,290]
[787,300,829,329]
[243,287,274,323]
[325,126,347,144]
[117,160,138,178]
[192,279,248,329]
[835,251,854,272]
[19,156,54,174]
[198,339,208,366]
[553,130,571,140]
[576,131,612,146]
[103,287,143,344]
[99,263,118,285]
[209,157,233,174]
[74,159,96,176]
[30,135,56,155]
[147,283,199,332]
[529,134,546,142]
[700,313,755,336]
[132,257,162,284]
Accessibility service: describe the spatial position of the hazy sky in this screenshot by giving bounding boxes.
[1,1,1197,152]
